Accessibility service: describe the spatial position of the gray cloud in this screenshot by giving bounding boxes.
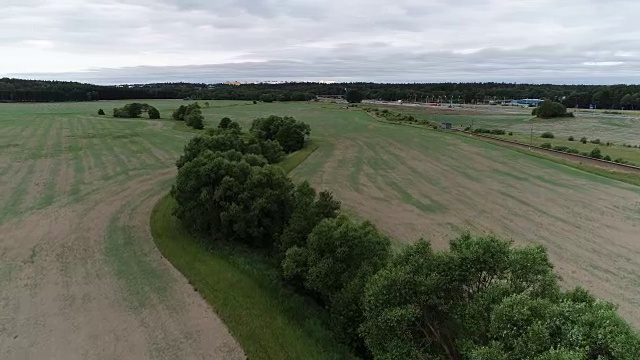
[3,0,640,84]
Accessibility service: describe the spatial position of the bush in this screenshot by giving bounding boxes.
[251,115,310,153]
[568,136,574,141]
[218,117,232,129]
[464,127,471,131]
[535,101,572,118]
[98,109,105,115]
[553,146,569,152]
[567,148,580,154]
[508,131,513,136]
[540,143,552,149]
[604,155,612,161]
[147,106,160,119]
[590,138,601,144]
[345,89,364,103]
[253,100,257,104]
[589,147,603,159]
[580,137,588,144]
[540,132,555,139]
[490,129,506,135]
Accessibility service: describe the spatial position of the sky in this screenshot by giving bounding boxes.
[2,0,640,85]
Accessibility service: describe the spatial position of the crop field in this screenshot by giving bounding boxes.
[2,100,640,359]
[0,100,244,359]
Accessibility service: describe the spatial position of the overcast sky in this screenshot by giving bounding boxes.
[2,0,640,84]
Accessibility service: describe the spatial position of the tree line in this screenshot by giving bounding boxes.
[6,77,640,109]
[170,117,640,360]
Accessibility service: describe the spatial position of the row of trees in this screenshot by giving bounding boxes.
[170,118,640,359]
[6,77,640,109]
[112,103,160,119]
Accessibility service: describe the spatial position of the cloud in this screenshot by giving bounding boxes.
[3,0,640,84]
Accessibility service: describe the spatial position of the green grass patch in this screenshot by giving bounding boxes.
[278,140,319,174]
[150,195,357,360]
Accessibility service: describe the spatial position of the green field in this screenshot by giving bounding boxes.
[2,100,640,359]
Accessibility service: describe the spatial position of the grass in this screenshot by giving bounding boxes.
[149,139,356,360]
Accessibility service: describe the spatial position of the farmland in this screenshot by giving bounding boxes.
[1,100,640,359]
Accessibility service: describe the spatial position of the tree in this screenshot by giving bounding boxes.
[283,215,391,348]
[535,101,572,118]
[218,117,232,129]
[185,107,204,129]
[113,103,146,118]
[204,101,210,108]
[361,234,560,360]
[176,132,248,168]
[172,105,187,120]
[147,106,160,119]
[277,181,341,256]
[98,109,105,115]
[345,89,364,103]
[251,115,311,153]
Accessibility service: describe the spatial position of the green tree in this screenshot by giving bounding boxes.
[251,115,310,153]
[345,89,364,103]
[172,105,187,121]
[176,132,248,169]
[535,101,572,118]
[147,106,160,119]
[361,234,559,360]
[98,109,105,115]
[185,107,204,129]
[204,101,210,108]
[283,215,391,347]
[218,117,232,129]
[277,181,341,256]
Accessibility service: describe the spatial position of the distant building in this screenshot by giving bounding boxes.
[510,99,542,107]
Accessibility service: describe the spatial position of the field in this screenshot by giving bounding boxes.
[1,100,640,359]
[0,101,244,359]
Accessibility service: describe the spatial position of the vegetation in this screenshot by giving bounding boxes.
[362,234,640,360]
[250,115,311,153]
[473,128,506,135]
[540,131,555,138]
[9,77,640,110]
[112,102,160,119]
[167,110,640,360]
[345,89,364,103]
[97,108,105,115]
[533,101,574,118]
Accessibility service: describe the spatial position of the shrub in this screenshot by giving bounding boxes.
[345,89,364,103]
[580,152,590,157]
[590,138,601,144]
[540,143,552,149]
[490,129,506,135]
[218,117,232,129]
[604,155,612,161]
[98,109,105,115]
[580,137,588,144]
[540,132,555,139]
[553,146,569,152]
[464,127,471,131]
[589,147,603,159]
[147,106,160,119]
[253,100,257,104]
[535,101,571,118]
[567,148,580,154]
[568,136,574,141]
[605,141,612,147]
[508,131,513,136]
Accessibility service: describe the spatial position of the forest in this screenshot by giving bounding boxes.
[3,77,640,109]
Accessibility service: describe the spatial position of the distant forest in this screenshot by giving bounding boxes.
[3,77,640,109]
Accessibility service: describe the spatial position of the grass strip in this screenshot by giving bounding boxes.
[150,141,356,360]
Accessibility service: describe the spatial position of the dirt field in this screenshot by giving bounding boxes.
[0,102,244,359]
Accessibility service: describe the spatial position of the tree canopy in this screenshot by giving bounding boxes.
[250,115,310,153]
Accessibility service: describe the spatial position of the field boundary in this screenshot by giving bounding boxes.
[456,130,640,175]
